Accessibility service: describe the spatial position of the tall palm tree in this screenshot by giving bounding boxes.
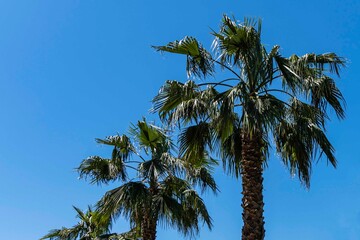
[152,15,346,240]
[77,119,217,240]
[40,206,115,240]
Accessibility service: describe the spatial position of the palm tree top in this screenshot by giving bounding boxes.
[77,119,217,238]
[40,206,112,240]
[152,15,346,187]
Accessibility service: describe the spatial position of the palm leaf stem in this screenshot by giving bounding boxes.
[213,59,242,80]
[255,74,283,91]
[197,78,240,87]
[198,82,234,88]
[258,89,296,98]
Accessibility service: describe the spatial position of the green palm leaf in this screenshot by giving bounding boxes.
[77,156,127,184]
[153,36,214,78]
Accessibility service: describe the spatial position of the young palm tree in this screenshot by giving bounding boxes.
[152,15,346,240]
[77,119,217,240]
[40,206,115,240]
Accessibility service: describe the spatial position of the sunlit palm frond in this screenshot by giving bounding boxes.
[129,119,168,154]
[41,206,112,240]
[40,226,82,240]
[153,36,215,78]
[152,80,211,124]
[289,52,346,77]
[159,153,186,176]
[106,227,140,240]
[212,15,262,69]
[96,135,135,161]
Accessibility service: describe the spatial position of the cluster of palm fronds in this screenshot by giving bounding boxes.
[41,15,346,240]
[41,120,217,240]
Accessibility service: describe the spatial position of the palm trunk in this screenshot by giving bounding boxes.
[142,177,158,240]
[141,214,157,240]
[241,131,265,240]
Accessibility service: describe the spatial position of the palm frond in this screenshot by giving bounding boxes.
[156,176,213,237]
[77,156,127,184]
[289,52,346,77]
[305,76,345,119]
[96,135,135,161]
[40,222,84,240]
[153,36,215,78]
[97,182,149,222]
[152,80,212,124]
[187,165,218,194]
[276,52,346,119]
[178,122,214,164]
[105,227,140,240]
[129,119,168,153]
[220,124,242,178]
[274,98,338,187]
[139,158,168,181]
[182,189,213,232]
[212,15,262,70]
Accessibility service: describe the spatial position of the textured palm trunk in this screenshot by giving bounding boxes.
[141,215,157,240]
[241,132,265,240]
[142,178,158,240]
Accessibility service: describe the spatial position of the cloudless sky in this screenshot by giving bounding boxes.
[0,1,359,239]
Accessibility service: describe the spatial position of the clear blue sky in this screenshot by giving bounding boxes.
[0,1,359,239]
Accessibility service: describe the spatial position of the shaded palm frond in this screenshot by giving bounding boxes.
[155,176,213,237]
[97,182,149,222]
[305,75,345,119]
[139,158,168,181]
[274,98,338,187]
[181,189,213,233]
[186,165,218,194]
[77,156,127,184]
[220,123,243,178]
[178,122,215,164]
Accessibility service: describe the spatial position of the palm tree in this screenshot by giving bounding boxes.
[77,119,217,240]
[40,206,115,240]
[152,15,346,240]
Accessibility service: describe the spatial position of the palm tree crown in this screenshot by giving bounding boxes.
[152,15,346,239]
[40,206,113,240]
[77,119,217,240]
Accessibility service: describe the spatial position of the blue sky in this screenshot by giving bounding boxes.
[0,1,359,239]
